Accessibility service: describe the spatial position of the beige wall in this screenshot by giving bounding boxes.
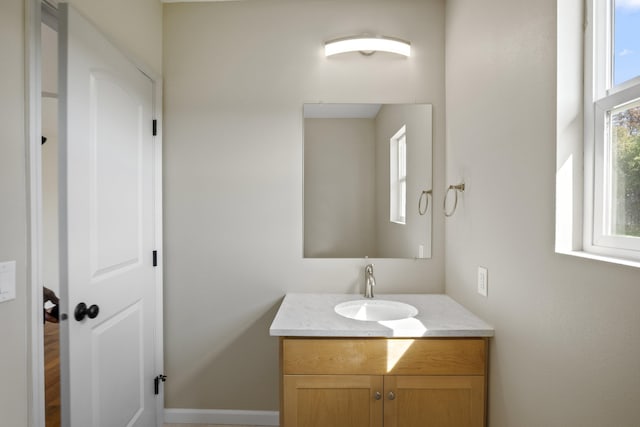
[445,0,640,425]
[42,22,60,296]
[0,1,162,425]
[304,118,377,258]
[163,0,446,410]
[0,1,29,425]
[66,0,163,75]
[42,97,60,295]
[375,104,432,258]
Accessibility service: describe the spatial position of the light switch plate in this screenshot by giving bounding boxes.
[477,266,488,297]
[0,261,17,303]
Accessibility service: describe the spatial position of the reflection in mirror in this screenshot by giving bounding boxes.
[303,103,432,259]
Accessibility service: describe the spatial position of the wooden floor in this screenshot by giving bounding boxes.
[44,321,60,427]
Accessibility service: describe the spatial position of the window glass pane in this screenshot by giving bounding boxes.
[399,180,406,219]
[399,135,406,178]
[609,100,640,237]
[398,133,406,221]
[613,0,640,86]
[389,126,406,224]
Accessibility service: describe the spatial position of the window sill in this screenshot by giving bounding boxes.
[556,249,640,269]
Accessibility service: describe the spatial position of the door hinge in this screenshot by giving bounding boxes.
[154,374,167,395]
[152,119,157,136]
[152,250,158,267]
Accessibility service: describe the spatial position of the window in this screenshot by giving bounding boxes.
[390,125,406,225]
[585,0,640,260]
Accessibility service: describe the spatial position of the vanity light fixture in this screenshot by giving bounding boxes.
[324,36,411,58]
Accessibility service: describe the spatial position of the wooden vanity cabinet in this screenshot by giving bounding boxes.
[280,337,488,427]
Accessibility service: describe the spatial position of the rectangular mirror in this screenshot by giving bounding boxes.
[303,103,432,259]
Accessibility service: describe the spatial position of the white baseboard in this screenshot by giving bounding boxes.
[164,408,279,426]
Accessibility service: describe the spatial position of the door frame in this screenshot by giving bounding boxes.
[25,1,164,426]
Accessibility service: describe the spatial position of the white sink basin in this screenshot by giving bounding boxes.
[334,299,419,322]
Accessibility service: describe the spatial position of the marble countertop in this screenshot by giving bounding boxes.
[269,293,494,338]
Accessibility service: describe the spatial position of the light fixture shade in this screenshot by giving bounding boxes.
[324,36,411,57]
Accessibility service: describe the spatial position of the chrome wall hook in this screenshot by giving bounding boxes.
[443,183,465,217]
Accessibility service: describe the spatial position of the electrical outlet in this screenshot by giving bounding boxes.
[477,266,488,297]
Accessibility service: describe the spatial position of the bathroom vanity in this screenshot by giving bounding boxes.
[270,294,494,427]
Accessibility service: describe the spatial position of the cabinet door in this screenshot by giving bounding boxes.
[283,375,383,427]
[383,376,485,427]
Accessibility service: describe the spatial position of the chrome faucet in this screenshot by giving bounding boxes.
[364,264,376,298]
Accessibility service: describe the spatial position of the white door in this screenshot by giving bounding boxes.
[58,4,160,426]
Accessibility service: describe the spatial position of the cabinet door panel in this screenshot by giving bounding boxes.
[283,375,383,427]
[384,376,485,427]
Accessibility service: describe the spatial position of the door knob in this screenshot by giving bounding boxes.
[374,392,382,400]
[388,391,396,400]
[74,302,100,321]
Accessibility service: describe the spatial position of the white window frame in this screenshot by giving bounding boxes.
[390,125,407,225]
[584,0,640,261]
